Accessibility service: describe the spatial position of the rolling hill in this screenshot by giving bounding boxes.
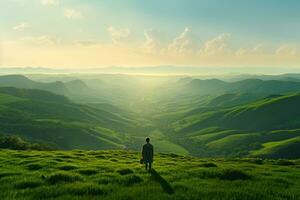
[251,136,300,159]
[206,93,270,107]
[177,93,300,132]
[0,87,138,150]
[0,75,69,95]
[150,78,300,117]
[169,93,300,157]
[64,80,90,94]
[0,75,99,101]
[183,78,300,95]
[1,74,300,158]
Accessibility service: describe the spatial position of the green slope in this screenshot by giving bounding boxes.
[0,75,69,95]
[177,93,300,133]
[2,74,300,158]
[251,136,300,159]
[1,149,300,200]
[167,93,300,157]
[185,78,300,95]
[206,93,270,107]
[0,93,25,104]
[0,87,70,103]
[0,87,138,150]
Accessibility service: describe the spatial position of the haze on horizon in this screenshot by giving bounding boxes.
[0,0,300,71]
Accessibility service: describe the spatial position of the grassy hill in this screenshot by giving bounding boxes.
[0,149,300,200]
[0,75,98,101]
[166,93,300,157]
[206,93,270,108]
[0,87,70,104]
[147,78,300,120]
[2,74,300,158]
[251,136,300,159]
[184,78,300,95]
[0,87,138,150]
[176,93,300,132]
[0,75,69,95]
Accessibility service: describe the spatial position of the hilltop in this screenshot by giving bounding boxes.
[0,149,300,200]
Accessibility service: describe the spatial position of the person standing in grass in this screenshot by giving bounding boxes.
[142,138,154,172]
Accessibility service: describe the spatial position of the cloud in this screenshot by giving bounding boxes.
[20,35,59,46]
[3,24,300,67]
[64,9,84,19]
[12,22,30,31]
[276,45,298,57]
[74,40,99,46]
[40,0,59,6]
[143,29,160,53]
[199,33,231,56]
[235,44,264,56]
[2,40,160,67]
[168,27,191,54]
[107,26,130,44]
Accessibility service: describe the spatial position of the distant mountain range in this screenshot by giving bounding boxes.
[0,75,94,97]
[5,74,291,97]
[0,75,69,95]
[184,78,300,95]
[1,66,300,75]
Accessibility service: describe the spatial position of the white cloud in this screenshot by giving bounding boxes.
[276,45,298,57]
[107,26,130,44]
[64,9,84,19]
[200,33,231,56]
[20,35,59,46]
[12,22,30,31]
[143,29,160,53]
[4,23,300,67]
[40,0,59,6]
[74,40,99,46]
[168,27,191,54]
[235,44,264,56]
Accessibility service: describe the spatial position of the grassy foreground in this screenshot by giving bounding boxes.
[0,150,300,200]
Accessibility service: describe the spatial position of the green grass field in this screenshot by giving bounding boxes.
[1,150,300,200]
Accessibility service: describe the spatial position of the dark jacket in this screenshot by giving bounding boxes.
[142,143,153,163]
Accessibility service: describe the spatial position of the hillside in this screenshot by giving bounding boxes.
[1,74,300,158]
[1,149,300,200]
[0,75,99,101]
[206,93,270,108]
[149,78,300,116]
[184,78,300,95]
[251,136,300,159]
[64,80,89,92]
[177,93,300,132]
[0,87,138,150]
[0,87,70,104]
[0,75,69,95]
[167,93,300,157]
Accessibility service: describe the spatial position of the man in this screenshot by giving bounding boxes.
[142,138,153,171]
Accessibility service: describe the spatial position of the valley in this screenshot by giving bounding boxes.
[2,1,300,199]
[0,73,300,158]
[0,72,300,158]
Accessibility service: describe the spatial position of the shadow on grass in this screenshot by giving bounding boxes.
[150,169,174,195]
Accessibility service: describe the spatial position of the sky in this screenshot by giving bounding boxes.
[0,0,300,69]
